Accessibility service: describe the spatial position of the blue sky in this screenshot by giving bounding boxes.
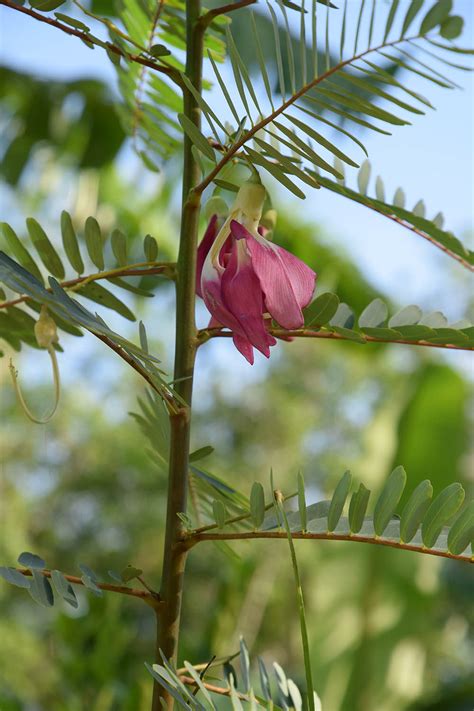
[0,0,473,383]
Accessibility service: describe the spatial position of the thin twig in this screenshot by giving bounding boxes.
[198,327,473,352]
[198,0,257,29]
[183,531,473,563]
[178,676,249,700]
[0,0,180,83]
[17,567,163,606]
[131,0,166,150]
[0,262,176,311]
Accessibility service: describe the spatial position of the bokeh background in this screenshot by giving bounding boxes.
[0,0,473,710]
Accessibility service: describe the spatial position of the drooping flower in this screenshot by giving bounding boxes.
[197,180,316,364]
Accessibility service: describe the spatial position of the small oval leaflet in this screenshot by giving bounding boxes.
[373,465,407,537]
[26,217,65,279]
[111,229,128,266]
[0,566,31,589]
[359,298,388,328]
[1,222,44,283]
[18,551,46,569]
[239,637,251,693]
[29,569,54,607]
[422,482,465,549]
[447,502,474,555]
[143,234,158,262]
[50,569,78,608]
[120,565,143,583]
[348,483,370,534]
[304,292,340,328]
[61,211,84,274]
[375,175,385,201]
[357,160,371,194]
[400,479,433,543]
[388,304,422,328]
[85,216,104,271]
[440,15,464,39]
[298,471,307,532]
[250,482,265,529]
[327,470,352,532]
[420,0,453,35]
[212,499,226,529]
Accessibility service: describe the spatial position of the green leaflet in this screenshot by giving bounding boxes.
[250,482,265,529]
[54,12,90,31]
[422,483,465,548]
[400,0,424,37]
[327,470,352,532]
[357,160,371,194]
[111,229,128,266]
[18,551,46,569]
[0,567,31,589]
[29,0,66,11]
[120,565,143,582]
[440,15,464,39]
[348,483,370,534]
[298,472,307,532]
[373,465,407,536]
[420,0,453,34]
[330,302,354,328]
[400,479,433,543]
[212,499,227,529]
[447,502,474,555]
[26,218,65,279]
[384,0,400,41]
[84,216,104,271]
[304,292,340,327]
[358,298,388,328]
[1,222,44,284]
[389,305,423,328]
[143,234,158,262]
[28,570,54,607]
[50,570,78,608]
[78,282,136,321]
[61,211,84,274]
[286,114,359,167]
[178,113,215,161]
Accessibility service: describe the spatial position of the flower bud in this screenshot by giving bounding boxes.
[34,306,58,349]
[204,196,229,222]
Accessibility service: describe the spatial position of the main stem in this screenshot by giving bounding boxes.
[152,2,203,708]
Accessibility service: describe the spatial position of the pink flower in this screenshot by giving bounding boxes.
[197,181,316,364]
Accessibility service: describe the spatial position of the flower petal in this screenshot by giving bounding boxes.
[221,238,276,358]
[196,215,218,298]
[231,221,316,329]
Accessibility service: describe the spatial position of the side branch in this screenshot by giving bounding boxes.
[198,328,474,352]
[0,0,179,82]
[0,261,176,311]
[17,567,163,607]
[183,532,473,564]
[198,0,256,29]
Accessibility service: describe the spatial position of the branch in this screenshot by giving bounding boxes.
[193,32,425,195]
[198,328,474,352]
[0,0,180,83]
[198,0,257,29]
[183,531,473,563]
[17,567,163,608]
[92,331,181,414]
[0,261,176,311]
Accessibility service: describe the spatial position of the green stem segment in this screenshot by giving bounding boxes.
[152,1,203,709]
[278,498,315,711]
